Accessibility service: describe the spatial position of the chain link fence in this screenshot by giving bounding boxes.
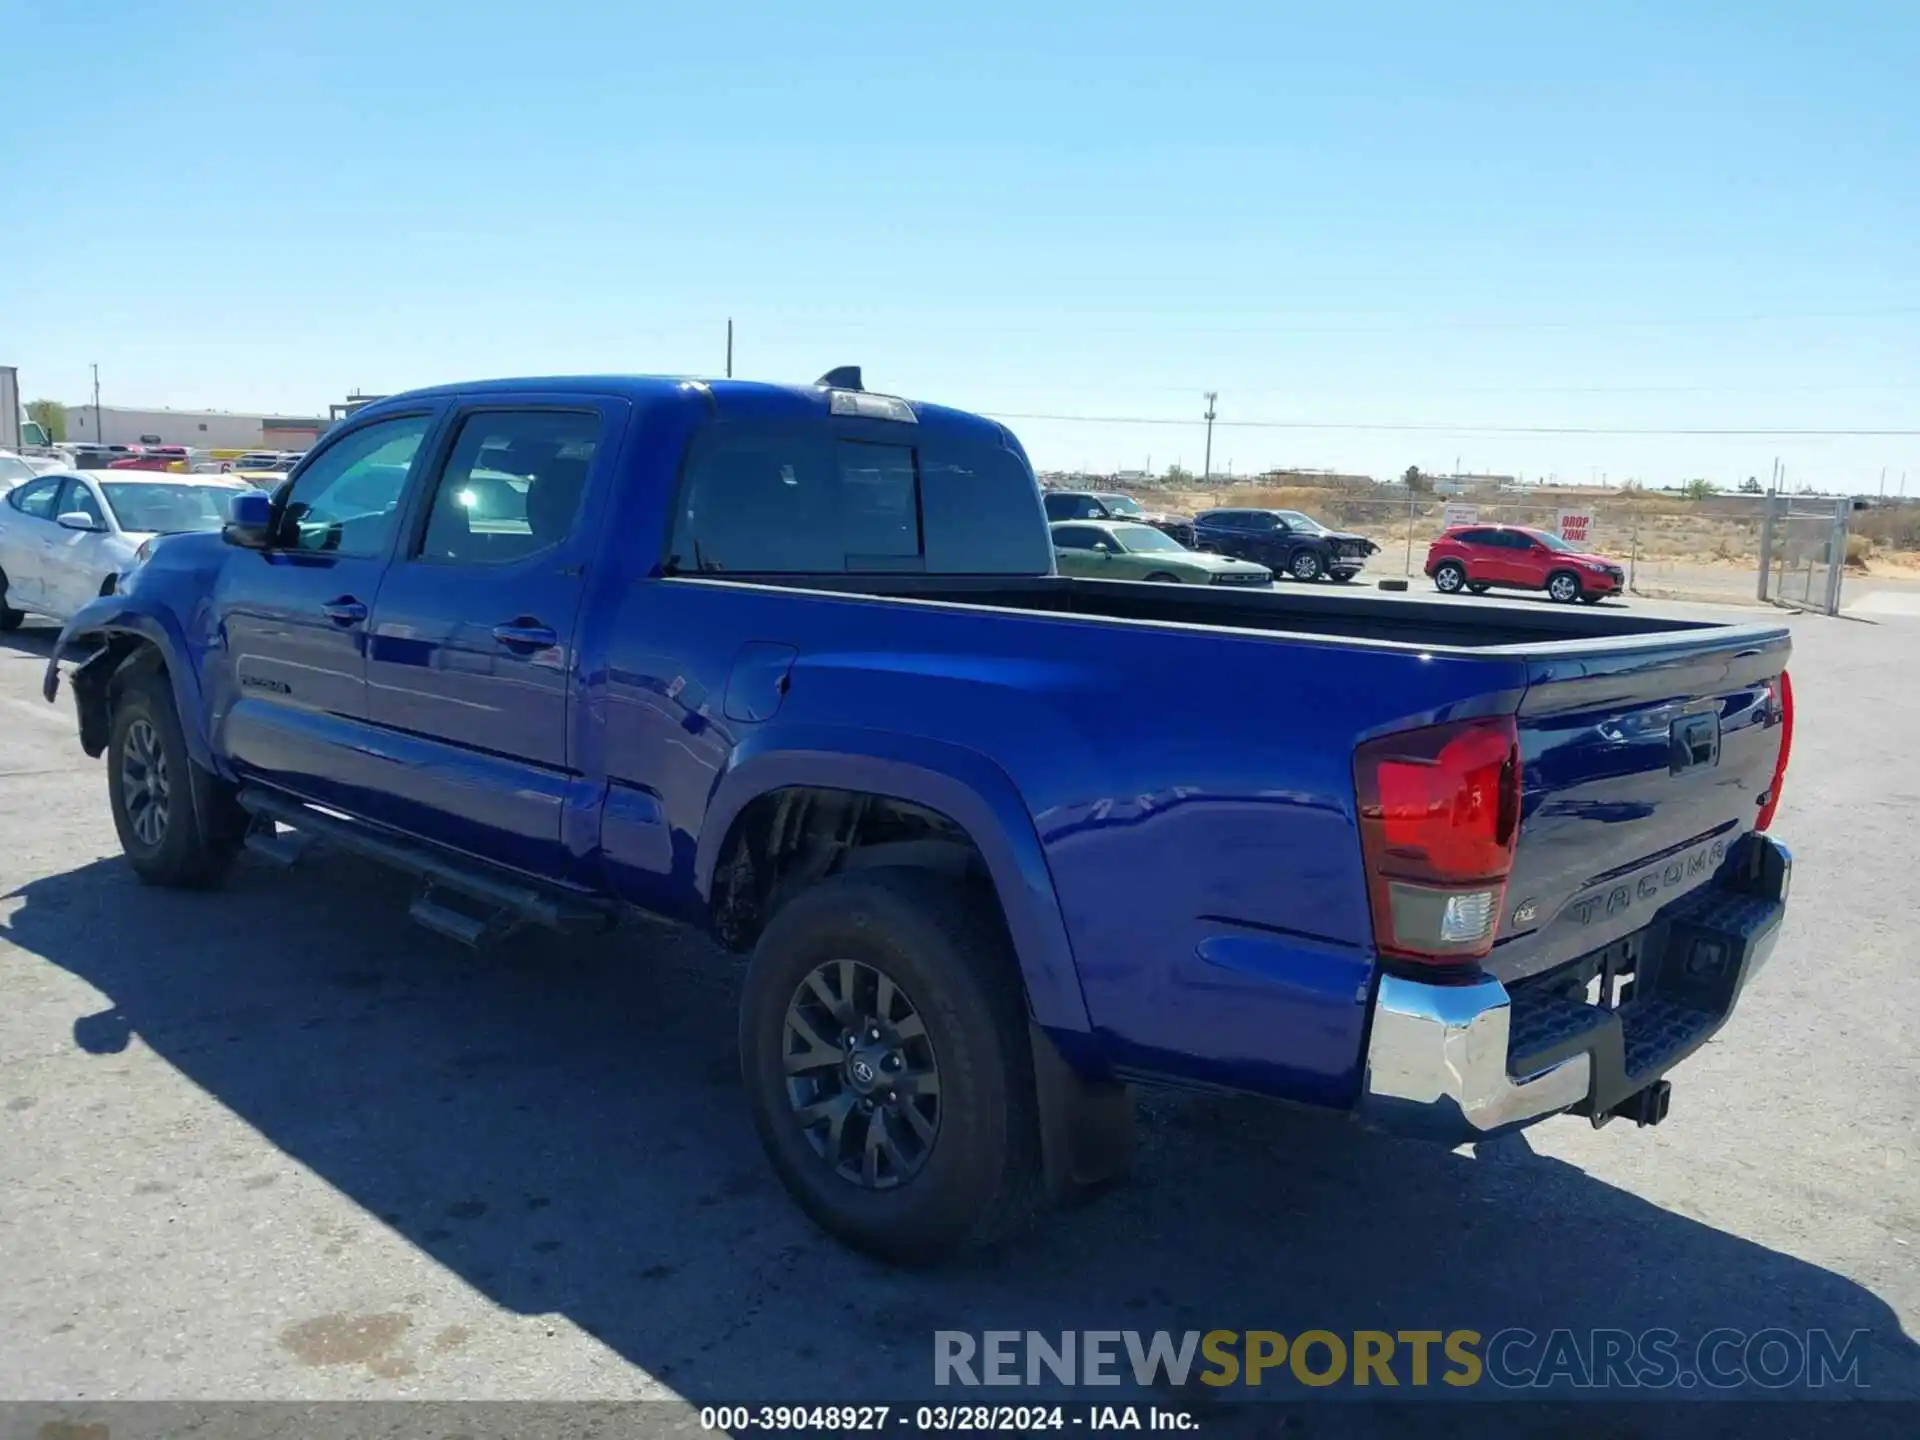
[1139,481,1782,605]
[1759,496,1848,614]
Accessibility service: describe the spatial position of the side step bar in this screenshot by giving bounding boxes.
[236,788,618,942]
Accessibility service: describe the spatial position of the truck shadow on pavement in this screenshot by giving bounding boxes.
[4,849,1915,1417]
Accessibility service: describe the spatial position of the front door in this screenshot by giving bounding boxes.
[359,399,621,878]
[215,410,440,809]
[1050,523,1113,578]
[45,477,115,618]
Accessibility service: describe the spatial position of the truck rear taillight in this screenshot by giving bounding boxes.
[1355,716,1522,965]
[1756,670,1793,832]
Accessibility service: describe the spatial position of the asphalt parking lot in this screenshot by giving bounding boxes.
[1,584,1915,1423]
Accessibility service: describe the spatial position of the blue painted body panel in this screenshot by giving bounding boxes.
[54,374,1792,1113]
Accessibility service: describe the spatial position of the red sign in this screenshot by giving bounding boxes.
[1557,509,1594,547]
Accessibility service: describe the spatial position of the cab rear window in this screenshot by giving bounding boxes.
[670,426,1050,576]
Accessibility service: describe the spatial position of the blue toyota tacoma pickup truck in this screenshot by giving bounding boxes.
[42,371,1795,1263]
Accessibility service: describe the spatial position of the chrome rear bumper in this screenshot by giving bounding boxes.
[1356,836,1790,1145]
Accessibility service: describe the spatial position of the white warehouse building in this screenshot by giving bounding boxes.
[65,404,327,450]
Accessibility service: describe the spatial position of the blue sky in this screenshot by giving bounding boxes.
[9,0,1917,488]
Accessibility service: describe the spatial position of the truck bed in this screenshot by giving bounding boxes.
[679,571,1791,1002]
[710,571,1744,651]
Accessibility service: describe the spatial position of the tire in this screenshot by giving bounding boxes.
[1330,570,1356,584]
[1546,570,1583,604]
[1467,583,1490,595]
[740,869,1040,1266]
[1578,591,1607,605]
[1289,550,1323,582]
[107,669,244,888]
[0,568,24,631]
[1143,571,1181,583]
[1432,561,1467,594]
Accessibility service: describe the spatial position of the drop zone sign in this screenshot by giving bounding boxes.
[1557,509,1596,546]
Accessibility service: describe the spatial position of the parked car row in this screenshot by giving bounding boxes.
[1038,486,1630,605]
[1041,489,1381,587]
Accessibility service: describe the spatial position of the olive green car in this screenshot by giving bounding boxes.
[1050,520,1273,586]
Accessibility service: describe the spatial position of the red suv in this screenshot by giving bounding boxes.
[1425,525,1626,604]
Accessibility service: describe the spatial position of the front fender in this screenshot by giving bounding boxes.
[697,723,1093,1035]
[43,596,215,770]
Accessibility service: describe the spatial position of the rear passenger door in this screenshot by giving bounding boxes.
[1481,530,1532,585]
[1191,510,1237,557]
[0,476,65,611]
[1453,529,1502,584]
[359,398,623,875]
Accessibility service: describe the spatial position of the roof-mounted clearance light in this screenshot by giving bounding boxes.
[828,389,917,424]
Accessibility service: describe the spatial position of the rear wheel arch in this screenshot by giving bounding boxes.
[709,785,1000,954]
[697,741,1093,1036]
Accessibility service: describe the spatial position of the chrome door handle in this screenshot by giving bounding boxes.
[321,598,367,625]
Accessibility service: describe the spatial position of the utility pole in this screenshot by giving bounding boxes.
[91,363,102,443]
[726,318,733,378]
[1879,465,1886,496]
[1202,392,1218,482]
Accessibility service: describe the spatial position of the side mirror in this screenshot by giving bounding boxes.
[223,490,275,550]
[56,511,103,532]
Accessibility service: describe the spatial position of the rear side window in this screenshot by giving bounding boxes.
[670,426,1049,576]
[1043,492,1103,521]
[1051,525,1101,550]
[417,409,600,566]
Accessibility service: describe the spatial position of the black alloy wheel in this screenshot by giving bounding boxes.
[783,958,942,1191]
[120,717,173,848]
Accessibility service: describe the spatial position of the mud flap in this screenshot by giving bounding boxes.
[1030,1021,1135,1203]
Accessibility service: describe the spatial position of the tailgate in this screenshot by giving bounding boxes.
[1487,625,1791,985]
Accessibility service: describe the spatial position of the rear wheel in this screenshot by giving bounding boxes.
[1546,570,1583,603]
[1289,550,1324,582]
[0,568,24,631]
[1432,561,1467,594]
[1330,570,1356,583]
[107,670,244,888]
[1143,571,1181,583]
[740,869,1039,1265]
[1467,582,1491,595]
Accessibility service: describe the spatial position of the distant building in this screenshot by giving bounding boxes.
[1432,472,1516,496]
[66,404,326,450]
[330,391,388,423]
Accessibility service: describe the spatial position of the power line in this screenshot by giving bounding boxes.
[980,410,1920,438]
[753,304,1920,340]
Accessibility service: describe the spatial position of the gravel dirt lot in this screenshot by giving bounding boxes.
[0,587,1914,1422]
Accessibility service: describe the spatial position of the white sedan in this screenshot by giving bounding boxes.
[0,470,249,628]
[0,451,43,492]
